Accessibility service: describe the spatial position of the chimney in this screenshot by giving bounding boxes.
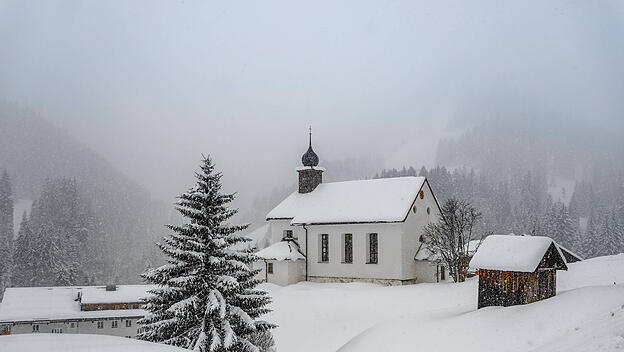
[298,127,323,193]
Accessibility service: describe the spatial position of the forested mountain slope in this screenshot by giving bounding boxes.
[0,101,168,284]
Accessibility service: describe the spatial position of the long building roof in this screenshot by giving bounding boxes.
[0,285,154,323]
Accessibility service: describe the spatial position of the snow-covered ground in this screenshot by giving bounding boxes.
[0,334,186,352]
[261,254,624,352]
[2,255,622,351]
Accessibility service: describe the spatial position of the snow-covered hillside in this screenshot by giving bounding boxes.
[0,334,187,352]
[261,254,624,352]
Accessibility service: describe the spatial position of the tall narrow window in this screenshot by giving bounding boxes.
[112,321,118,328]
[126,320,132,327]
[320,234,329,262]
[343,234,353,263]
[97,321,104,329]
[267,262,274,274]
[368,233,378,264]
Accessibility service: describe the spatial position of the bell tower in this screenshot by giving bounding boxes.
[298,127,323,193]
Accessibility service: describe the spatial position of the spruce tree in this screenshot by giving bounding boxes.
[11,211,36,287]
[139,156,275,352]
[0,171,14,295]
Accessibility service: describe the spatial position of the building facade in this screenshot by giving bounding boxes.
[0,285,153,338]
[253,131,445,286]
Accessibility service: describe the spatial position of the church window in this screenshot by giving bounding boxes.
[320,234,329,262]
[367,233,378,264]
[267,262,274,274]
[343,234,353,263]
[283,230,294,240]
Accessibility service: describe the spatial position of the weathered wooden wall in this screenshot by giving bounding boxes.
[477,269,556,308]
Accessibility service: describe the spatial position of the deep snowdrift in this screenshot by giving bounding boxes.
[0,334,187,352]
[261,254,624,351]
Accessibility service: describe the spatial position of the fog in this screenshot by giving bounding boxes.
[1,0,623,206]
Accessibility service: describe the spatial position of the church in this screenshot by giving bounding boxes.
[253,131,445,286]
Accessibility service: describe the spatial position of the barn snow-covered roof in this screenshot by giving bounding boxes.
[469,235,566,272]
[266,177,427,225]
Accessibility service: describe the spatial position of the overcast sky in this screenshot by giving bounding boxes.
[1,0,623,204]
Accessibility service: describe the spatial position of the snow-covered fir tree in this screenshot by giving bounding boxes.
[11,211,36,287]
[139,156,275,352]
[543,200,579,248]
[0,171,14,297]
[11,178,102,286]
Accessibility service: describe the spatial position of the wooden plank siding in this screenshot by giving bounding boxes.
[80,302,144,311]
[477,269,557,308]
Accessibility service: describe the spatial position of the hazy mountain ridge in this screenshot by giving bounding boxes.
[0,100,168,283]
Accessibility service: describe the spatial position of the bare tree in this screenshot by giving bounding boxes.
[423,198,490,282]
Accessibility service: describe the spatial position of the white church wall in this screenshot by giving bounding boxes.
[304,223,404,281]
[401,180,442,282]
[253,260,305,286]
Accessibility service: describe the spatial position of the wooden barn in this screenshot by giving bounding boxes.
[469,235,568,309]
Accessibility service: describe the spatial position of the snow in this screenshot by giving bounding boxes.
[266,176,426,225]
[81,285,155,304]
[0,285,153,322]
[469,235,562,272]
[295,166,326,172]
[0,334,187,352]
[255,241,305,261]
[259,253,624,352]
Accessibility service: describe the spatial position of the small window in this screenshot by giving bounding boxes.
[32,324,39,332]
[441,266,446,281]
[267,262,274,274]
[112,321,118,328]
[283,230,294,239]
[412,206,417,214]
[97,321,104,329]
[343,234,353,263]
[70,322,76,328]
[367,233,378,264]
[320,234,329,262]
[427,207,431,215]
[126,320,132,327]
[419,235,424,242]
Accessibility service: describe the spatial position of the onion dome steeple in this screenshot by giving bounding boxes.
[301,126,319,167]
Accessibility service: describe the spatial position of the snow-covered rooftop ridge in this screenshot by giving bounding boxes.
[267,176,426,225]
[80,285,155,304]
[296,166,326,171]
[0,285,154,322]
[255,240,305,261]
[469,235,560,272]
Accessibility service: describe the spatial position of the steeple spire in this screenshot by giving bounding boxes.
[302,126,319,167]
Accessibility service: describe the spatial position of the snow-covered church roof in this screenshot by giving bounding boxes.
[266,176,427,225]
[255,241,305,261]
[469,235,566,272]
